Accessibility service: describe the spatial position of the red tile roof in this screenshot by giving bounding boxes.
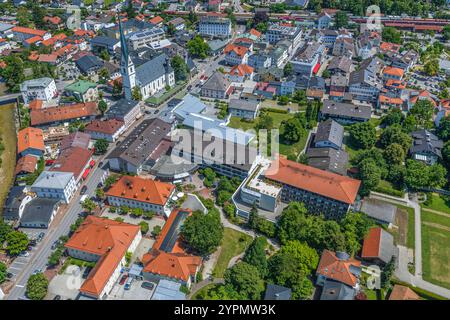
[265,156,361,204]
[50,146,93,179]
[38,54,58,63]
[17,127,45,154]
[29,99,44,110]
[379,95,403,105]
[85,119,124,135]
[106,176,175,206]
[249,28,261,38]
[361,227,382,259]
[316,250,361,287]
[44,16,62,25]
[25,36,43,44]
[15,155,38,175]
[380,42,400,53]
[30,102,98,126]
[150,16,163,24]
[383,66,404,77]
[229,64,254,77]
[65,216,140,298]
[389,285,421,300]
[224,43,249,57]
[12,26,47,37]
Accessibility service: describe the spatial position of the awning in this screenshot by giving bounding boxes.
[89,159,95,167]
[82,168,90,179]
[313,63,321,74]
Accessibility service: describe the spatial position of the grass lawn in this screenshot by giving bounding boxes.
[0,103,17,214]
[421,224,450,290]
[260,99,305,112]
[228,111,308,160]
[421,210,450,229]
[395,204,415,249]
[421,193,450,214]
[364,289,380,300]
[342,135,360,163]
[212,228,253,278]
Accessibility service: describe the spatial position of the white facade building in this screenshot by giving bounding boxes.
[20,77,57,104]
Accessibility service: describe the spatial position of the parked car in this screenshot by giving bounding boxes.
[80,186,88,195]
[19,251,30,257]
[124,277,133,290]
[32,269,42,275]
[97,182,103,188]
[51,240,60,250]
[119,274,128,285]
[141,282,154,290]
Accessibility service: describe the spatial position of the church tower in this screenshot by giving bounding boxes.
[119,19,136,100]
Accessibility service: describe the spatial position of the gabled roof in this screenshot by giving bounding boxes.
[15,155,38,175]
[105,175,175,206]
[265,156,360,204]
[65,216,140,298]
[30,102,98,126]
[224,43,249,57]
[85,119,124,135]
[361,227,394,264]
[12,26,47,37]
[389,285,420,300]
[32,171,74,189]
[49,146,93,179]
[17,127,45,154]
[383,66,404,77]
[229,64,254,77]
[314,119,344,149]
[202,71,231,92]
[150,16,163,25]
[316,250,361,287]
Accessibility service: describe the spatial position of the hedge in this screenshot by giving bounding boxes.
[261,107,289,114]
[373,185,405,198]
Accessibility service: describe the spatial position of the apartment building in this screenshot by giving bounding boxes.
[198,15,232,38]
[20,77,57,104]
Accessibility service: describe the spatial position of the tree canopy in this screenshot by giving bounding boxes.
[349,122,377,149]
[26,273,48,300]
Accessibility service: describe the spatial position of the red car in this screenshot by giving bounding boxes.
[119,274,128,285]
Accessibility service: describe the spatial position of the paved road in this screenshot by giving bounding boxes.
[6,167,107,300]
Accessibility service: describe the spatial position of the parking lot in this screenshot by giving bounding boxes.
[6,229,47,281]
[107,278,156,300]
[48,265,84,300]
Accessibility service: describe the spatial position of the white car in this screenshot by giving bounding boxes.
[79,194,88,204]
[19,251,30,257]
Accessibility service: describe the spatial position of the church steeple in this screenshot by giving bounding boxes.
[119,17,135,100]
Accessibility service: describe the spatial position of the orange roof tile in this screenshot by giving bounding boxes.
[150,16,163,24]
[65,216,140,297]
[85,119,124,135]
[380,41,400,53]
[105,175,175,206]
[25,36,43,44]
[410,90,437,107]
[224,44,248,57]
[379,95,403,105]
[229,64,254,77]
[29,99,44,110]
[15,155,38,175]
[153,209,190,254]
[389,285,420,300]
[383,66,404,77]
[12,26,47,37]
[30,102,98,126]
[265,156,361,204]
[44,16,62,25]
[249,28,261,38]
[316,250,361,287]
[361,227,382,258]
[38,54,58,63]
[385,79,406,89]
[28,52,39,61]
[17,127,45,154]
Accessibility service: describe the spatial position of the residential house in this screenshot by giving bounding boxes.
[266,22,302,50]
[305,147,349,176]
[291,42,325,77]
[409,130,443,165]
[64,80,99,103]
[60,132,91,152]
[327,56,352,76]
[317,11,332,30]
[361,227,395,265]
[20,77,57,104]
[228,64,254,82]
[31,171,77,203]
[2,186,32,222]
[75,55,104,75]
[49,147,94,185]
[313,119,344,150]
[84,119,125,142]
[388,285,420,300]
[65,216,141,299]
[17,127,45,158]
[19,198,60,229]
[348,57,384,103]
[90,36,121,55]
[224,43,250,66]
[127,27,165,50]
[15,155,38,178]
[382,66,404,81]
[316,250,361,289]
[248,53,272,71]
[264,284,292,300]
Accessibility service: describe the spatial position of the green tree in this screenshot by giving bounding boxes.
[404,160,447,189]
[6,231,29,256]
[81,198,96,214]
[96,188,105,199]
[99,49,110,61]
[0,221,13,243]
[357,158,382,196]
[131,207,144,217]
[409,99,434,128]
[94,138,109,155]
[151,225,162,237]
[277,95,290,105]
[187,35,210,59]
[283,62,293,77]
[382,27,402,44]
[280,117,305,144]
[382,108,405,126]
[139,221,149,234]
[243,237,268,277]
[437,116,450,141]
[255,111,274,131]
[403,114,417,132]
[379,125,413,152]
[26,273,48,300]
[424,59,439,76]
[384,143,405,165]
[132,86,142,101]
[171,55,189,82]
[349,122,377,149]
[98,100,107,114]
[224,262,265,300]
[442,141,450,168]
[292,90,307,105]
[181,210,223,256]
[0,262,6,284]
[335,11,348,28]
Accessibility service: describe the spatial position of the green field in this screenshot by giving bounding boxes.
[212,228,252,278]
[0,103,17,214]
[422,224,450,290]
[421,194,450,215]
[394,204,415,249]
[421,210,450,229]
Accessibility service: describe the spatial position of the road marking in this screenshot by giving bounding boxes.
[15,285,25,288]
[8,267,23,270]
